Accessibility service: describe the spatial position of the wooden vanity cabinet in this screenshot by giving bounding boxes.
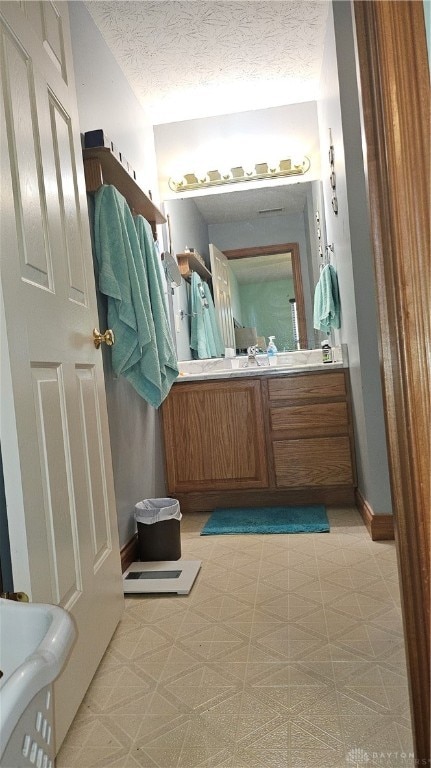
[161,378,268,492]
[161,369,356,511]
[264,371,356,490]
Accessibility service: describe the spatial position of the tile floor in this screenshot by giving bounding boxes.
[57,507,414,768]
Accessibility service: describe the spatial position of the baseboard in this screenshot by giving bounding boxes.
[120,533,138,572]
[175,486,355,513]
[355,489,394,540]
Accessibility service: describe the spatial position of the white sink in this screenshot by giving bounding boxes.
[0,598,76,763]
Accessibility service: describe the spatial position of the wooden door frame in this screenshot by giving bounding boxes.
[354,1,430,759]
[222,242,308,349]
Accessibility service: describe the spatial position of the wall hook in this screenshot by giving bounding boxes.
[179,310,197,320]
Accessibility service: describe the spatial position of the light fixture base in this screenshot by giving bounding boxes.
[168,156,310,192]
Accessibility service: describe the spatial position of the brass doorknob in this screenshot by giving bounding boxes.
[0,591,29,602]
[93,328,115,349]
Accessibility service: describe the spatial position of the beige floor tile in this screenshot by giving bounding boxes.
[103,756,152,768]
[289,748,348,767]
[58,506,413,768]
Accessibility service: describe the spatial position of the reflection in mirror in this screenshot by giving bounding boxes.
[223,243,307,352]
[164,180,324,358]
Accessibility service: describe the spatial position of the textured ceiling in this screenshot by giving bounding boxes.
[85,1,329,124]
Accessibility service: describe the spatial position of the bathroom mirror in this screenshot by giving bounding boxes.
[165,179,324,356]
[219,242,307,352]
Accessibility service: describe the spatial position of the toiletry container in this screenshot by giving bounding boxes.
[267,336,278,366]
[321,340,332,363]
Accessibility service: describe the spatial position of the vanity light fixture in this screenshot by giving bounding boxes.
[168,156,311,192]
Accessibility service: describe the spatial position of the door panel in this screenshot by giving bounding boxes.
[31,363,82,609]
[162,379,268,491]
[209,243,235,349]
[49,91,87,304]
[0,1,123,749]
[40,0,67,79]
[75,365,112,570]
[2,23,53,289]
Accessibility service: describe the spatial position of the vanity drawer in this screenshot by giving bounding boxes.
[270,401,349,437]
[273,436,353,487]
[268,371,346,401]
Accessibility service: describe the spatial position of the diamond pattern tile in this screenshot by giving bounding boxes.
[57,506,414,768]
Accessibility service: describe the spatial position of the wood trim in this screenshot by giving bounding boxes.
[223,242,308,349]
[290,244,307,350]
[354,1,430,758]
[176,251,212,281]
[175,486,356,513]
[120,534,138,573]
[82,147,166,224]
[224,243,297,260]
[260,377,277,487]
[355,489,394,541]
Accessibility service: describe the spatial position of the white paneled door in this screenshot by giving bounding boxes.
[0,1,124,749]
[209,243,235,350]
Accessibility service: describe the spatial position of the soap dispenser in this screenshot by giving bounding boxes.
[267,336,278,366]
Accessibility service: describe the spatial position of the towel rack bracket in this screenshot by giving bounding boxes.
[83,147,166,227]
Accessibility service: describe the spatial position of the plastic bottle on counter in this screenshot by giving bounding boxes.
[267,336,278,366]
[321,339,332,363]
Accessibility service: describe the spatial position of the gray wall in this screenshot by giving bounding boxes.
[68,3,158,199]
[163,198,210,361]
[154,102,321,200]
[318,1,392,514]
[69,2,167,547]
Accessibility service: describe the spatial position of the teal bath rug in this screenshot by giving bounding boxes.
[200,505,330,536]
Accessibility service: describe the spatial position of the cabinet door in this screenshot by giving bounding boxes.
[162,379,268,492]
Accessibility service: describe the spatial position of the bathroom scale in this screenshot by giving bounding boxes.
[123,560,202,595]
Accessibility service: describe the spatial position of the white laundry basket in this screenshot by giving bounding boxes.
[0,598,76,768]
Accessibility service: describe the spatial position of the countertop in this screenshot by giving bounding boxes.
[174,347,347,383]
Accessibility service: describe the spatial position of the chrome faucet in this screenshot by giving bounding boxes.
[246,345,265,366]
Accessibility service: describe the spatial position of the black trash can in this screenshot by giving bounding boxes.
[135,498,181,561]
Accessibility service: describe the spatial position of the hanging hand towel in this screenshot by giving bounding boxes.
[190,271,210,359]
[93,184,165,407]
[313,263,341,332]
[203,280,224,357]
[190,272,224,359]
[134,215,178,401]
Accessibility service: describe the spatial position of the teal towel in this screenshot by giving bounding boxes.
[190,272,209,358]
[134,215,178,400]
[203,281,224,357]
[313,264,341,332]
[190,272,224,359]
[93,185,166,408]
